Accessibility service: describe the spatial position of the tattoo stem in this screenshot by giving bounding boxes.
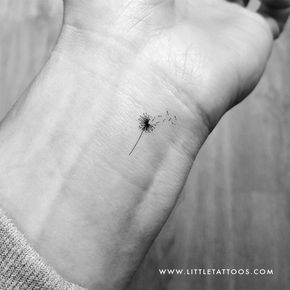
[129,130,144,156]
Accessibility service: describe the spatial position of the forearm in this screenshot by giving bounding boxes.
[0,209,84,289]
[0,27,209,289]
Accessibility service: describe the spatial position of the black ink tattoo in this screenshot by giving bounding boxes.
[129,113,157,156]
[129,111,177,156]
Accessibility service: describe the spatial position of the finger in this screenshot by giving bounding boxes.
[225,0,250,7]
[258,0,290,39]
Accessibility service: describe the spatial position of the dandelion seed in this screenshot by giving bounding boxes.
[129,111,177,156]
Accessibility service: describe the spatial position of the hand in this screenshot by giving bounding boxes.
[0,1,289,289]
[62,0,289,126]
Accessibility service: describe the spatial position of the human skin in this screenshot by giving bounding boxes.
[0,0,289,289]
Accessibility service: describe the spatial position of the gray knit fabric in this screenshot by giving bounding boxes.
[0,208,86,290]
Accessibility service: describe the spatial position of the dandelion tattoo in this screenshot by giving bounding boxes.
[129,111,177,155]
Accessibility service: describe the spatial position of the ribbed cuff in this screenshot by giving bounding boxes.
[0,208,85,290]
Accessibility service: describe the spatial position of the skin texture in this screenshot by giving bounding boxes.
[0,0,289,289]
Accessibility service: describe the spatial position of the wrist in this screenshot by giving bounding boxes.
[0,28,210,288]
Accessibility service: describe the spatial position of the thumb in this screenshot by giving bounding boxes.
[258,0,290,38]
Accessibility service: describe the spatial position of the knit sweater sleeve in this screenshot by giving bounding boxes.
[0,208,86,290]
